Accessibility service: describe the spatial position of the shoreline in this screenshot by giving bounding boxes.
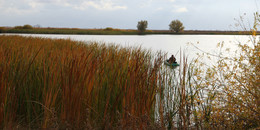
[0,27,257,35]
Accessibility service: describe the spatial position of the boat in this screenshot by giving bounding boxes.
[164,60,180,68]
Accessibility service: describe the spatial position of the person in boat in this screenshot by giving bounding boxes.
[168,55,176,64]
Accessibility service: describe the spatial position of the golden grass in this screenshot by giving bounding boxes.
[0,35,164,129]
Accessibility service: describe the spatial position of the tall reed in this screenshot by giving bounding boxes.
[0,35,164,129]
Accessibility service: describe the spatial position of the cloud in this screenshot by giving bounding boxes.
[1,7,33,15]
[0,0,127,15]
[173,6,188,13]
[0,0,42,15]
[74,0,127,11]
[156,7,163,11]
[168,0,175,2]
[28,1,44,9]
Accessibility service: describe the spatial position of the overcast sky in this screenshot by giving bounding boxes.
[0,0,259,30]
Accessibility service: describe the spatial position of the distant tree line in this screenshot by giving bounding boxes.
[3,20,185,35]
[14,24,34,29]
[137,19,185,34]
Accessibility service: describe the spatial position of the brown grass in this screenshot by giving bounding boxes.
[0,35,164,129]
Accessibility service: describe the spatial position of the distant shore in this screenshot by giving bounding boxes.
[0,27,257,35]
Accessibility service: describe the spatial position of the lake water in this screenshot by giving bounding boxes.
[2,33,254,62]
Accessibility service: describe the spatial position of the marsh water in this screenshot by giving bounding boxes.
[2,34,253,62]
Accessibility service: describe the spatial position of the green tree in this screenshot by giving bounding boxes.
[169,20,184,33]
[137,20,148,34]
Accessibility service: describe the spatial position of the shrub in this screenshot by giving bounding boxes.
[190,12,260,129]
[23,24,33,29]
[14,26,23,29]
[104,27,113,31]
[14,25,33,29]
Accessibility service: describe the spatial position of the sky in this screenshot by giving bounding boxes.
[0,0,259,30]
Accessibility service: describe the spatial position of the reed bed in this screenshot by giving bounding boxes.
[0,35,164,129]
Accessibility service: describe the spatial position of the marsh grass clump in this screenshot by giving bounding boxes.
[0,35,165,129]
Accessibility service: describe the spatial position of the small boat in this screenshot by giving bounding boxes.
[164,60,180,67]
